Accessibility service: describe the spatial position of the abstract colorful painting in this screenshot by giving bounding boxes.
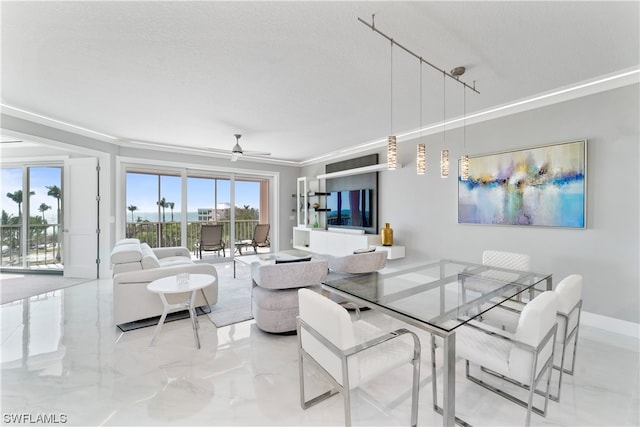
[458,140,586,228]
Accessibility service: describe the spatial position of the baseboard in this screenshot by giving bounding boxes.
[581,311,640,339]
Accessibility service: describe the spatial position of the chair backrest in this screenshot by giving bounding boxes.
[554,274,582,314]
[253,224,270,244]
[201,224,223,244]
[483,250,531,271]
[510,291,559,384]
[298,288,356,385]
[252,259,328,290]
[514,291,559,347]
[328,250,387,274]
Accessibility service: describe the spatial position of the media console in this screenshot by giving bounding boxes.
[292,226,404,259]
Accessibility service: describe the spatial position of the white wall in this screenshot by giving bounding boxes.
[302,84,639,324]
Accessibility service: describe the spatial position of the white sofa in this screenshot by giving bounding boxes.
[111,238,218,326]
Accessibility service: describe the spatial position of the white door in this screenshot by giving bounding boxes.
[63,157,98,278]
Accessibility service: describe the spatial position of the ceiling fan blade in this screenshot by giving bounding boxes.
[242,150,271,156]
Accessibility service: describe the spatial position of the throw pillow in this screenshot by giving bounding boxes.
[275,256,312,264]
[353,247,376,254]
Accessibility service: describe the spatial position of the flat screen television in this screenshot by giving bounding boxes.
[325,189,373,228]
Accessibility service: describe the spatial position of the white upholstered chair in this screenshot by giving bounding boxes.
[479,274,583,401]
[432,291,558,426]
[251,259,328,333]
[462,250,532,303]
[327,250,387,274]
[297,288,421,426]
[483,249,531,271]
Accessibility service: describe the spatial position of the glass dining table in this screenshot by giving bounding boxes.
[322,258,552,427]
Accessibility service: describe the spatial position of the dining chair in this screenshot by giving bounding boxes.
[432,291,558,426]
[478,274,583,401]
[297,288,421,427]
[199,224,225,258]
[461,250,532,303]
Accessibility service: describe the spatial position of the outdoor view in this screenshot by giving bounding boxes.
[1,167,63,269]
[125,172,267,257]
[0,167,268,270]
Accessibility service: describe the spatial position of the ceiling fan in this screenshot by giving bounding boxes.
[229,134,270,162]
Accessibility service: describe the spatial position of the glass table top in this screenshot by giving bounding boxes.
[323,259,552,334]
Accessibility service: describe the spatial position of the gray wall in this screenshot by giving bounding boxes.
[301,84,639,324]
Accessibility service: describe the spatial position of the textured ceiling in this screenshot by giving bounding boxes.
[1,1,638,164]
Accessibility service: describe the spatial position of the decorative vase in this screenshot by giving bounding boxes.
[381,223,393,246]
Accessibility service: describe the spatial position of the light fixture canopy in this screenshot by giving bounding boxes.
[387,136,397,170]
[417,144,426,175]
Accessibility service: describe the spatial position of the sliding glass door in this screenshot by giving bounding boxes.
[125,171,181,248]
[1,166,63,271]
[125,168,270,260]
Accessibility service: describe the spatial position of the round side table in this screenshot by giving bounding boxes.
[146,273,216,349]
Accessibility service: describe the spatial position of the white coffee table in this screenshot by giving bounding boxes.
[146,273,216,349]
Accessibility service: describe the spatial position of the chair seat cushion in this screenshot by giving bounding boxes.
[353,320,416,385]
[456,322,512,377]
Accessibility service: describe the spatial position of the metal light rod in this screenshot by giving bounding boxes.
[358,15,480,94]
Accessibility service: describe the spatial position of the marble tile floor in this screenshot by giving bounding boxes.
[1,262,638,426]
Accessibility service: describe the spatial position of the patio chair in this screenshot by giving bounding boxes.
[199,224,225,258]
[236,223,270,255]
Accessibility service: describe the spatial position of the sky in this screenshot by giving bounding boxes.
[1,168,261,224]
[1,166,61,223]
[125,173,260,214]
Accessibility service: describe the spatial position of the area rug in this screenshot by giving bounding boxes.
[207,268,253,328]
[0,274,91,305]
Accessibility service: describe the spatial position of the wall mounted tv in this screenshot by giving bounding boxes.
[326,189,373,228]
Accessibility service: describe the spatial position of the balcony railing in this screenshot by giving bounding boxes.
[1,224,62,268]
[1,220,261,268]
[125,220,261,256]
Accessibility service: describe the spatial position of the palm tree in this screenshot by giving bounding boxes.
[168,202,175,222]
[38,203,51,223]
[45,185,61,223]
[38,203,51,263]
[46,185,62,262]
[157,197,168,222]
[127,205,138,223]
[6,189,35,219]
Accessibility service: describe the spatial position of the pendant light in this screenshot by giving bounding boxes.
[440,72,449,178]
[417,144,426,175]
[387,40,397,170]
[417,60,426,175]
[460,73,470,181]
